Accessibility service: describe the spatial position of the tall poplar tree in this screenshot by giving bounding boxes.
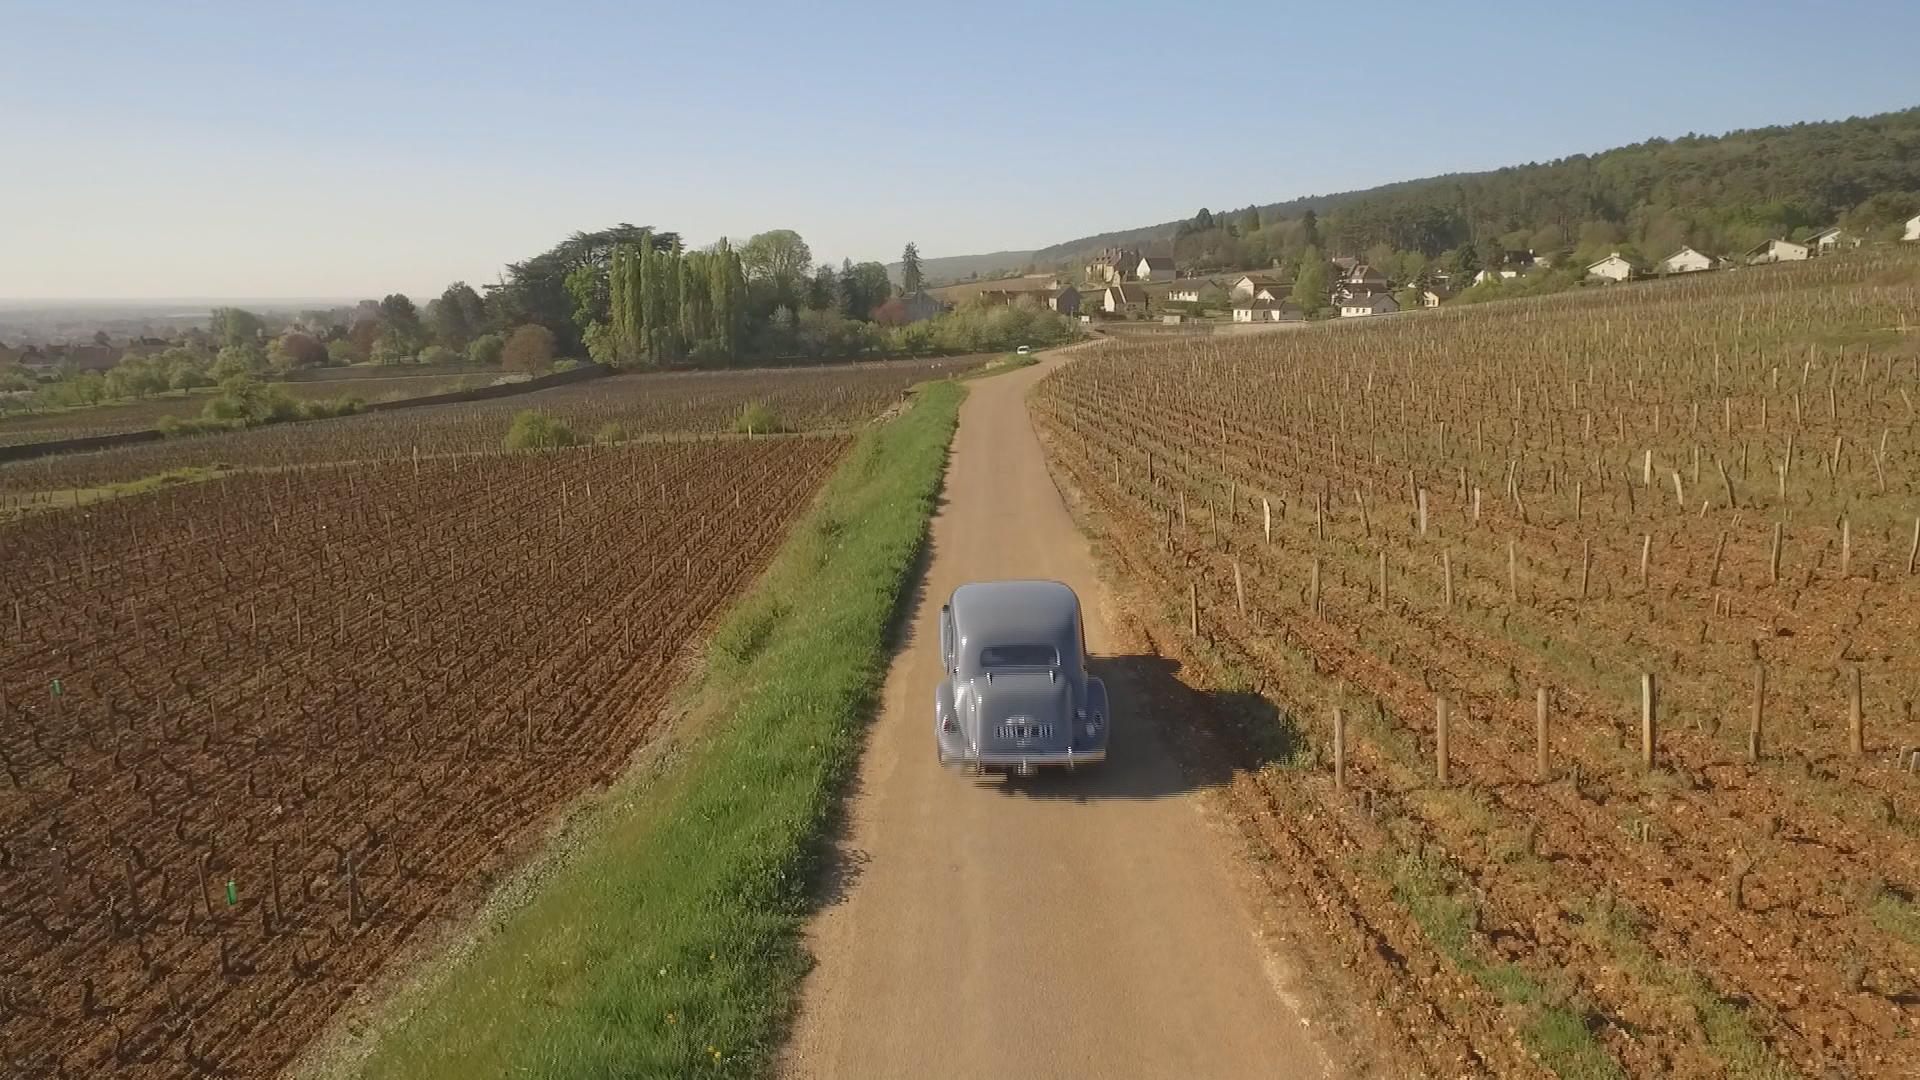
[900,242,924,293]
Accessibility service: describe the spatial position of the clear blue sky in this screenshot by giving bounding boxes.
[3,0,1917,300]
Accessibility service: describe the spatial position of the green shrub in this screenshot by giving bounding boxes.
[467,333,505,366]
[733,400,787,434]
[504,410,576,450]
[594,422,628,445]
[203,394,252,421]
[552,358,583,373]
[158,415,248,438]
[299,396,364,420]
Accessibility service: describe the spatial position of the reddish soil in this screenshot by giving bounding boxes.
[0,436,845,1077]
[1031,257,1920,1078]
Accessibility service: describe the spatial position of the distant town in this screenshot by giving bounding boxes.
[913,211,1920,331]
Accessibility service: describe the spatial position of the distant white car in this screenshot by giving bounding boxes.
[1016,345,1031,356]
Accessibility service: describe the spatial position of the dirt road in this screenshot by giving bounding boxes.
[782,356,1334,1079]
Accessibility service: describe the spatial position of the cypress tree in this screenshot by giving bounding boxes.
[609,246,631,361]
[636,230,655,361]
[711,238,738,360]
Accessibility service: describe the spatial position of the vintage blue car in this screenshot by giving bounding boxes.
[934,580,1109,774]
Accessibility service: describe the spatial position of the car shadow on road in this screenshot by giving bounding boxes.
[990,653,1297,802]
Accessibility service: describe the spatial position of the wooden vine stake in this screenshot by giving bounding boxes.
[1507,541,1518,603]
[1434,695,1450,785]
[1769,522,1784,583]
[1377,550,1388,609]
[1749,663,1765,762]
[1188,583,1199,636]
[1535,687,1550,783]
[1309,558,1321,613]
[1233,560,1246,617]
[1441,551,1454,608]
[1262,498,1272,546]
[1849,665,1864,757]
[1332,707,1346,791]
[1641,673,1658,771]
[1708,531,1726,588]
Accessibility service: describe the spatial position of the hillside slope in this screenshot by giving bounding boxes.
[1017,106,1920,267]
[886,248,1036,287]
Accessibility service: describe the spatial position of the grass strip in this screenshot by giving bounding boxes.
[1385,850,1626,1080]
[348,379,964,1079]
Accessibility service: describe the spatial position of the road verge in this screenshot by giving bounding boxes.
[329,378,964,1078]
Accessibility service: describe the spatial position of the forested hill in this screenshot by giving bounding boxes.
[886,248,1036,288]
[1026,106,1920,269]
[1030,175,1439,263]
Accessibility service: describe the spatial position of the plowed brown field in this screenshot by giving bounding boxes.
[1034,252,1920,1077]
[0,355,986,495]
[0,435,845,1077]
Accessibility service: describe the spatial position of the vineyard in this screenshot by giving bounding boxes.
[1034,253,1920,1077]
[0,372,505,450]
[0,355,987,496]
[0,435,847,1076]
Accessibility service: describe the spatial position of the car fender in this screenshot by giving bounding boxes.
[1082,675,1110,749]
[934,678,962,756]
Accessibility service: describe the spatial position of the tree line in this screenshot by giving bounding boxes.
[1021,105,1920,290]
[2,226,1073,416]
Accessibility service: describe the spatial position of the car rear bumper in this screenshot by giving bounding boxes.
[940,746,1106,770]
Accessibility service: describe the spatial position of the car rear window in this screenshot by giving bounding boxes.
[979,644,1058,668]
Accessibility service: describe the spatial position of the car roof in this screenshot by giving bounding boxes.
[949,580,1080,648]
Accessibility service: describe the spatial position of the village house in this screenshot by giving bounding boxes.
[46,344,124,373]
[1343,263,1388,287]
[1659,247,1717,274]
[1229,274,1288,300]
[1586,252,1637,283]
[1251,283,1290,303]
[1807,227,1861,255]
[875,292,952,324]
[1747,238,1810,264]
[1332,280,1389,305]
[1331,256,1360,275]
[1102,284,1147,316]
[897,292,948,323]
[1472,269,1521,285]
[1339,293,1398,318]
[1232,298,1304,323]
[1134,255,1176,283]
[1167,280,1208,304]
[1421,286,1450,308]
[1085,247,1141,285]
[976,285,1078,315]
[1160,313,1187,325]
[1906,214,1920,242]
